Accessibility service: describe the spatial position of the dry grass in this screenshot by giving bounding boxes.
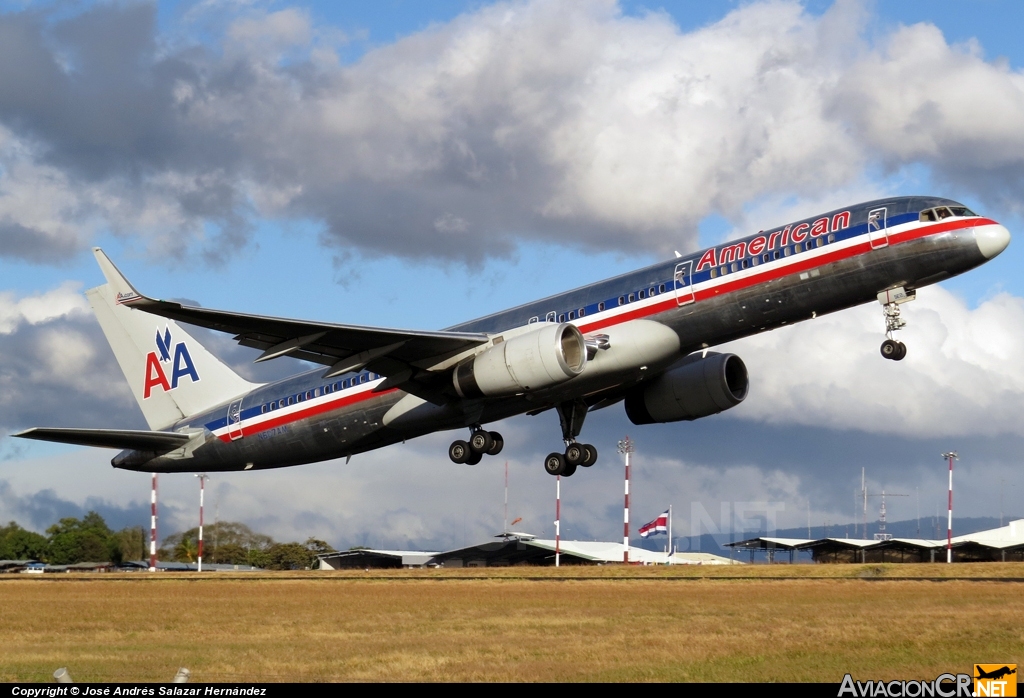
[1,566,1022,682]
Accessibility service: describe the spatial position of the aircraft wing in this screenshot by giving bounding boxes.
[14,428,191,452]
[93,249,490,390]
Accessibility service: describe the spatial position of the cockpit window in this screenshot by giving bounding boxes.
[921,205,977,222]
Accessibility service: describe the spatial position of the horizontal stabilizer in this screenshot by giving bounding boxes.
[13,428,191,452]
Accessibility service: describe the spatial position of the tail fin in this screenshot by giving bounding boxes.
[87,252,258,430]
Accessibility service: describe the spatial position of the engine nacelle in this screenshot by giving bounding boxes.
[624,352,748,424]
[453,323,587,398]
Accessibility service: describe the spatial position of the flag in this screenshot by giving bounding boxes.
[639,510,669,538]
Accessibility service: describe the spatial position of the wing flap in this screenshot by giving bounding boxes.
[14,428,192,452]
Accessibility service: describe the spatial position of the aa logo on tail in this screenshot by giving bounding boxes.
[144,326,200,398]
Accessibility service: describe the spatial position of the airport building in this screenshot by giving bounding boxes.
[316,533,737,569]
[724,519,1024,563]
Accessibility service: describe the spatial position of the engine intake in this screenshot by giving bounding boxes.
[453,323,587,398]
[624,352,748,424]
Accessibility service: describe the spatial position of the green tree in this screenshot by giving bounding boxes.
[46,512,117,564]
[113,526,147,564]
[0,521,48,560]
[163,521,276,565]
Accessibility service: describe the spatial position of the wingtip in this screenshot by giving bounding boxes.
[92,248,146,301]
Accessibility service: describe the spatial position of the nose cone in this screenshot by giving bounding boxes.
[976,223,1011,259]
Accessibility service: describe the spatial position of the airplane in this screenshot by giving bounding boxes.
[14,196,1011,478]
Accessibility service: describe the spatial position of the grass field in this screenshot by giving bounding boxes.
[1,564,1022,682]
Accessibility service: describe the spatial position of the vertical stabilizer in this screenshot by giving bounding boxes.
[86,283,258,430]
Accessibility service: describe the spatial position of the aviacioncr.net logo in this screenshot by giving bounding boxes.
[839,674,973,697]
[975,665,1017,697]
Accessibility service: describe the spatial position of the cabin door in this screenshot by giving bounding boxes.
[868,207,888,249]
[227,399,244,441]
[674,260,694,306]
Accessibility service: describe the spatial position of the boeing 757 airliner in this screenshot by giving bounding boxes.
[15,196,1011,477]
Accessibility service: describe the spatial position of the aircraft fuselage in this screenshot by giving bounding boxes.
[112,195,1008,472]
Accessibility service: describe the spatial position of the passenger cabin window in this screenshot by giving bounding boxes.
[598,302,606,311]
[546,311,556,322]
[649,287,656,296]
[288,396,295,405]
[528,316,539,324]
[794,243,803,253]
[710,269,717,278]
[730,263,738,273]
[324,385,332,394]
[261,404,267,414]
[638,289,646,299]
[763,254,770,263]
[783,247,791,257]
[827,234,835,243]
[558,313,565,322]
[618,296,625,306]
[628,293,635,302]
[815,238,824,248]
[578,308,585,317]
[568,311,575,320]
[659,284,666,293]
[751,257,760,266]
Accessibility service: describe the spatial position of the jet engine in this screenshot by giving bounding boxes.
[624,352,748,424]
[453,323,587,398]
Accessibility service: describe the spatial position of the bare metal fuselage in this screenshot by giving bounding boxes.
[114,196,1001,472]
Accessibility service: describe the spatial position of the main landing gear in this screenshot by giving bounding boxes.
[449,427,503,465]
[878,287,915,361]
[543,399,598,477]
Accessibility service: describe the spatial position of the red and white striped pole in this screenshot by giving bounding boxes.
[196,474,208,572]
[149,473,158,572]
[555,475,561,568]
[943,451,957,563]
[618,437,635,564]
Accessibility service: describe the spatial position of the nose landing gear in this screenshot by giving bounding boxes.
[878,287,915,361]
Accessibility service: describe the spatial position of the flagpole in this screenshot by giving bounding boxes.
[668,504,672,557]
[555,475,561,568]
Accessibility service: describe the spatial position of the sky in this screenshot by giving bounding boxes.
[2,0,1024,551]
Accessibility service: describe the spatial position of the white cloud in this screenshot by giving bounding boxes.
[0,282,89,334]
[725,285,1024,438]
[4,0,1024,263]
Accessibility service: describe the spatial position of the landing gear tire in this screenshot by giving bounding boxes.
[469,430,494,454]
[449,440,471,464]
[544,452,567,476]
[562,461,577,477]
[465,451,483,466]
[894,341,907,361]
[580,444,597,467]
[565,443,586,466]
[880,339,899,360]
[485,431,504,456]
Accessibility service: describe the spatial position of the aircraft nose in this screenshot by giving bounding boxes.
[975,223,1011,259]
